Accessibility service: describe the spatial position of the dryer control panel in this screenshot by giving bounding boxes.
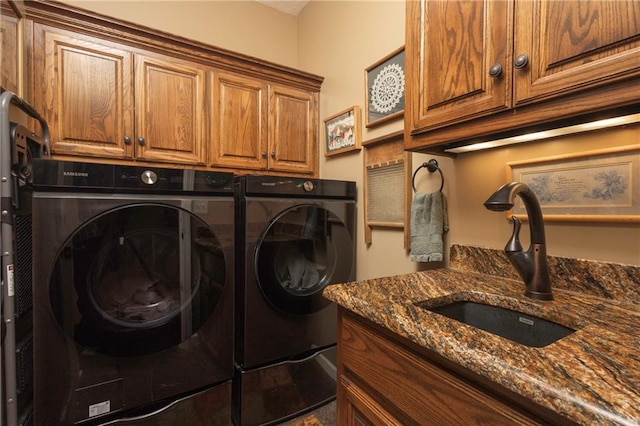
[240,175,356,199]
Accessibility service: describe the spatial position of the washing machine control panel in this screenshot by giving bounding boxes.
[140,170,158,185]
[32,159,234,193]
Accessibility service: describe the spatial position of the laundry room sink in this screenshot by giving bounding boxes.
[415,300,577,348]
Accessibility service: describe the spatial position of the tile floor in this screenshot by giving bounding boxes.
[281,400,336,426]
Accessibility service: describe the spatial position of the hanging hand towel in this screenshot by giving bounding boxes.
[410,191,448,262]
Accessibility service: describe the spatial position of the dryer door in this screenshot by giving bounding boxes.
[49,203,226,357]
[254,204,354,315]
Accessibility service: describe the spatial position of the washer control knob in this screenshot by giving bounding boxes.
[141,170,157,185]
[303,180,314,192]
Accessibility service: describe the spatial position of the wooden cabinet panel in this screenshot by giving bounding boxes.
[1,0,22,94]
[339,376,402,426]
[33,24,133,159]
[406,0,512,132]
[405,0,640,152]
[338,310,543,425]
[268,85,316,174]
[27,0,322,174]
[135,54,206,165]
[210,71,267,169]
[211,75,317,174]
[32,24,208,165]
[513,0,640,105]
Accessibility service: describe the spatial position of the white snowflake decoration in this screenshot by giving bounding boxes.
[370,63,405,114]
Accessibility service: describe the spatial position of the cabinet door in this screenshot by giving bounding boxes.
[338,376,402,426]
[514,0,640,106]
[340,312,539,425]
[1,0,22,94]
[210,71,267,170]
[134,53,207,165]
[268,85,316,174]
[32,24,134,159]
[405,0,513,133]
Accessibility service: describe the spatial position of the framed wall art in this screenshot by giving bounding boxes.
[507,145,640,222]
[365,46,405,128]
[324,105,362,157]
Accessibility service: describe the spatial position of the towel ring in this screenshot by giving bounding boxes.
[412,159,444,193]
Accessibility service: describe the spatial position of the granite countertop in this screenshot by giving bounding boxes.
[323,245,640,426]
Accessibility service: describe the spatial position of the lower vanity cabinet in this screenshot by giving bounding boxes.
[337,308,571,426]
[339,376,403,426]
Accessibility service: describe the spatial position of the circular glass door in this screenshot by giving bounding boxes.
[49,203,226,357]
[255,204,353,315]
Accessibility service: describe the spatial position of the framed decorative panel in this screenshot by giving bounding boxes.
[507,145,640,222]
[363,130,412,248]
[324,105,362,157]
[365,46,405,128]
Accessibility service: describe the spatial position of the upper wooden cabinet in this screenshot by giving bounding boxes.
[1,0,25,95]
[267,84,317,174]
[211,72,317,174]
[405,0,640,152]
[211,72,267,170]
[25,0,322,174]
[32,25,133,160]
[32,24,208,165]
[513,1,640,105]
[135,53,207,165]
[406,0,513,132]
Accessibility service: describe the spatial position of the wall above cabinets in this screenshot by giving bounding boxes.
[25,0,323,176]
[404,0,640,154]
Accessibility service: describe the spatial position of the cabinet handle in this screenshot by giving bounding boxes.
[123,136,132,145]
[488,63,503,78]
[137,137,146,146]
[261,151,267,158]
[513,54,529,69]
[271,151,275,158]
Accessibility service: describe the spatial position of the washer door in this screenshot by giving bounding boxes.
[49,203,226,357]
[254,204,353,315]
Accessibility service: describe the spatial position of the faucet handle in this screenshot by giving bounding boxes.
[505,216,523,253]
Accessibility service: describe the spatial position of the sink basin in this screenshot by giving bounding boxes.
[417,301,576,348]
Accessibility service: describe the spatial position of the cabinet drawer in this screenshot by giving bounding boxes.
[340,376,402,426]
[340,313,539,425]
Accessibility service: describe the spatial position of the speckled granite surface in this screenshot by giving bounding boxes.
[450,245,640,305]
[323,245,640,425]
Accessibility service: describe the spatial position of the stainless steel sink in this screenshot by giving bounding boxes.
[416,301,576,348]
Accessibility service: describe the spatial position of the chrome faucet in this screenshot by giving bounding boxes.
[484,182,553,300]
